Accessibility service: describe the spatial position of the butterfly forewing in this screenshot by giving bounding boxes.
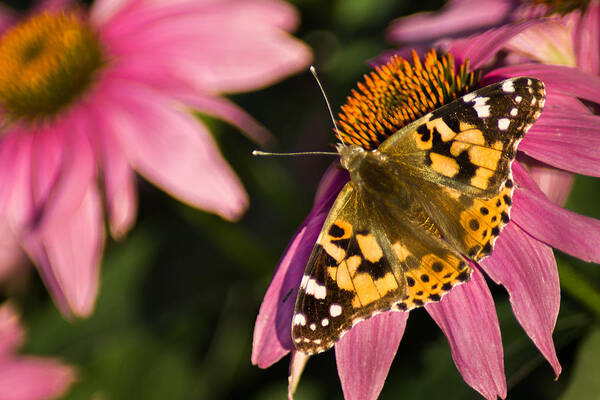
[379,77,545,198]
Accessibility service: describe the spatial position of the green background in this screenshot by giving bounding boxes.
[3,0,600,399]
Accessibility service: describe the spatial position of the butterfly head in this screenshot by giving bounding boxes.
[338,144,366,171]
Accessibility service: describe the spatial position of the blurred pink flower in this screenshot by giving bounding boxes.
[0,302,75,400]
[0,0,311,317]
[253,25,600,400]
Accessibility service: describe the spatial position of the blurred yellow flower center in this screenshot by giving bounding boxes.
[336,50,480,150]
[0,12,104,122]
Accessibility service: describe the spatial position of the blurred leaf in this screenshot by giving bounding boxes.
[560,327,600,400]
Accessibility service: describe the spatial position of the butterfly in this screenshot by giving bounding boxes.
[291,77,546,354]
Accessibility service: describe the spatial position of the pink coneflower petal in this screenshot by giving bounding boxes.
[0,357,75,400]
[426,268,506,400]
[525,161,574,206]
[91,116,137,239]
[2,133,34,230]
[520,111,600,177]
[35,0,74,12]
[505,21,576,66]
[387,0,514,45]
[288,350,309,400]
[252,166,347,368]
[335,312,408,400]
[0,303,23,356]
[482,224,561,377]
[484,64,600,104]
[512,163,600,263]
[100,0,311,95]
[100,79,248,221]
[450,21,539,69]
[574,3,600,74]
[173,91,272,147]
[24,185,104,318]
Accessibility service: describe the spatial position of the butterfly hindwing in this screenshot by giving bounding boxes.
[292,182,471,354]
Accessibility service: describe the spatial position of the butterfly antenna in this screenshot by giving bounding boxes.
[252,150,338,157]
[310,66,344,146]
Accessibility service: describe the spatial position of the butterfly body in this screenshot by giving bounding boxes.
[292,77,546,355]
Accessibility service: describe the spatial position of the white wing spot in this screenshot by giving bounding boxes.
[305,278,327,300]
[293,313,307,326]
[510,108,518,116]
[498,118,510,130]
[473,97,490,118]
[463,92,476,102]
[515,96,522,103]
[321,318,329,327]
[531,97,537,105]
[300,274,309,288]
[310,323,317,331]
[502,80,515,93]
[329,304,343,317]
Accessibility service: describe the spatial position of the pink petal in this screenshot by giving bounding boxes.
[0,303,24,356]
[90,0,138,26]
[288,350,309,400]
[100,79,248,221]
[426,268,506,400]
[387,0,513,44]
[484,64,600,105]
[512,162,600,263]
[23,185,104,318]
[335,312,408,400]
[252,166,347,368]
[173,91,272,147]
[519,110,600,177]
[505,20,577,66]
[0,223,27,284]
[88,105,137,239]
[450,20,539,70]
[34,0,74,12]
[481,224,561,377]
[0,357,75,400]
[100,1,312,94]
[523,160,574,206]
[0,132,35,231]
[574,3,600,75]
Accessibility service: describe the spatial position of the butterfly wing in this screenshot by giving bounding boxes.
[378,77,545,198]
[292,182,470,354]
[378,77,545,260]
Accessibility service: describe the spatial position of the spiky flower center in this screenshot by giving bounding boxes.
[336,50,480,150]
[530,0,591,15]
[0,12,104,122]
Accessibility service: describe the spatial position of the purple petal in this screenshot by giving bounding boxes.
[335,312,408,400]
[450,20,539,70]
[519,110,600,177]
[387,0,514,45]
[512,162,600,263]
[574,3,600,75]
[483,64,600,105]
[426,268,506,400]
[252,166,347,368]
[481,223,561,377]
